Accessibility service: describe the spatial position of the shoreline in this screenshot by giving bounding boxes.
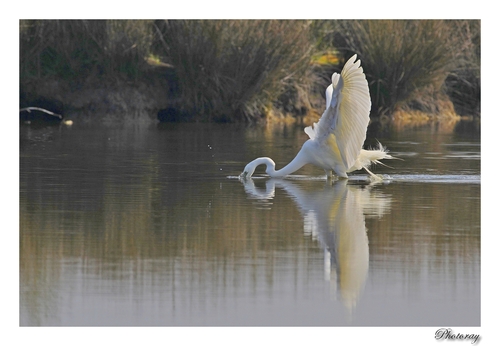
[20,75,477,128]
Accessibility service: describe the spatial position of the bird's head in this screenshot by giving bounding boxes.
[240,158,276,179]
[240,162,256,179]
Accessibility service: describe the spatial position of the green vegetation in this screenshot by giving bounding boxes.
[153,20,313,122]
[325,20,480,117]
[20,20,152,80]
[20,20,480,123]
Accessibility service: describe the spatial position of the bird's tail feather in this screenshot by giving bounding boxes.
[354,142,399,171]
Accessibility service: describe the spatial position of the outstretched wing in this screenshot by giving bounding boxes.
[305,55,371,170]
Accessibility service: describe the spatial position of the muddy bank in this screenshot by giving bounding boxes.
[20,68,174,123]
[19,62,471,128]
[19,79,467,129]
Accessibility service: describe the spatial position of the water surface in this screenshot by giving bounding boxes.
[20,120,480,326]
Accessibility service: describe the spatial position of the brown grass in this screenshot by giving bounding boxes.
[329,20,480,117]
[153,20,315,122]
[20,20,480,122]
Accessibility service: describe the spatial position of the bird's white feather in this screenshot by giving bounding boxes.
[325,83,334,110]
[304,54,371,170]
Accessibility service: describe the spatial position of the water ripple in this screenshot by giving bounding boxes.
[382,174,480,184]
[228,174,481,184]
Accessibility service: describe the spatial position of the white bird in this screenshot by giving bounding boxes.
[241,54,396,180]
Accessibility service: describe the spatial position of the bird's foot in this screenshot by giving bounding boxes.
[368,174,384,183]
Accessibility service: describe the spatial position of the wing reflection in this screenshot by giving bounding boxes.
[240,178,391,314]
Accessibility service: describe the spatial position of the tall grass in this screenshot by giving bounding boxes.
[443,21,480,116]
[20,20,480,121]
[20,20,152,81]
[153,20,314,122]
[329,20,480,116]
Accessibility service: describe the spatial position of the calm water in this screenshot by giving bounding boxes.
[19,120,480,326]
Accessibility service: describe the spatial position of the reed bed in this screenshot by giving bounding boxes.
[153,20,314,122]
[328,20,480,117]
[20,20,480,122]
[20,20,152,80]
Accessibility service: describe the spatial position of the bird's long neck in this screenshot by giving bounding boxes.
[271,153,307,177]
[243,148,308,178]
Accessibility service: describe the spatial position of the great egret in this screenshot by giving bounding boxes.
[241,54,396,179]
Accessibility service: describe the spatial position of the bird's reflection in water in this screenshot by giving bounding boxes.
[240,177,391,316]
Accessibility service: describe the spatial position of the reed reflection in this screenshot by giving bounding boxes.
[240,178,391,313]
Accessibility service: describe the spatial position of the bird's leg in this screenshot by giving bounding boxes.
[364,167,383,182]
[325,170,334,181]
[325,170,340,185]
